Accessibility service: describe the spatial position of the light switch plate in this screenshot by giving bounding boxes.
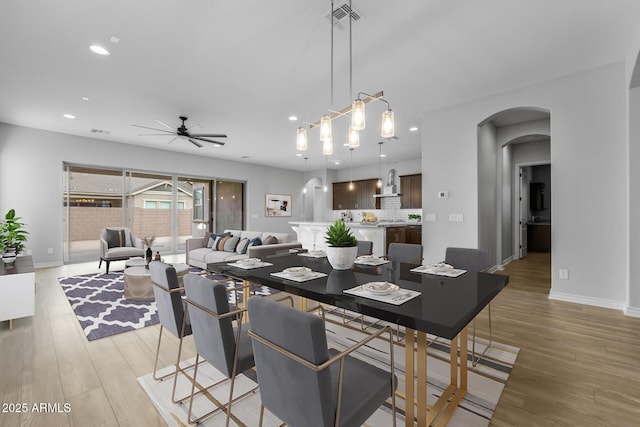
[448,213,464,222]
[559,269,569,279]
[424,213,437,222]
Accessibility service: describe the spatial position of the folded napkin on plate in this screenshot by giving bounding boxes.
[410,264,466,277]
[270,270,327,282]
[228,261,273,269]
[344,284,420,305]
[354,256,390,266]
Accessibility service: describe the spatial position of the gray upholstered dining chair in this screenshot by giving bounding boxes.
[387,242,423,263]
[444,247,491,366]
[183,273,257,426]
[247,296,397,427]
[148,261,198,403]
[356,240,373,256]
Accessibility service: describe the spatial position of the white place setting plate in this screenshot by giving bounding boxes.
[362,281,400,295]
[236,258,261,265]
[282,266,312,277]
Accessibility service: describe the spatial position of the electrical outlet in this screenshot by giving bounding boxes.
[559,269,569,279]
[448,213,464,222]
[47,248,53,254]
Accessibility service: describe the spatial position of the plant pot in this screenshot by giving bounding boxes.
[326,246,358,270]
[2,251,17,267]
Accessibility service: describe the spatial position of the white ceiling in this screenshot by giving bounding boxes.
[1,0,639,171]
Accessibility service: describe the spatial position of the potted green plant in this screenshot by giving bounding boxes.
[0,209,29,255]
[408,213,422,223]
[325,220,358,270]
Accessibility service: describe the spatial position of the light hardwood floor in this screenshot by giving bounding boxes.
[1,253,640,426]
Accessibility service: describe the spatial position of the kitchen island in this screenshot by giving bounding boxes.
[290,221,422,258]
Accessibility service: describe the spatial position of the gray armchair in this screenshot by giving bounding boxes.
[98,227,144,273]
[248,296,396,427]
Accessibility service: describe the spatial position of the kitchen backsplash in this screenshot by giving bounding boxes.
[333,196,422,222]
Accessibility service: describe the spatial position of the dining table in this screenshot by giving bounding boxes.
[207,253,508,427]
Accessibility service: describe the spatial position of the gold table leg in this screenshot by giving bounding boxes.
[405,328,416,427]
[242,280,251,323]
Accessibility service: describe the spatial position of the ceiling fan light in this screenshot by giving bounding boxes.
[351,99,365,130]
[347,126,360,148]
[320,115,332,142]
[322,138,333,155]
[381,109,395,138]
[296,127,308,151]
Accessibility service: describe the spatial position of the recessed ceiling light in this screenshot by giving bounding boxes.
[82,96,90,101]
[109,35,121,44]
[288,115,298,121]
[409,126,418,132]
[296,153,302,157]
[380,153,386,158]
[333,160,341,165]
[89,45,110,56]
[63,114,76,119]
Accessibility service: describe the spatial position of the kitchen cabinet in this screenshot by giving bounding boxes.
[400,174,422,209]
[405,225,422,245]
[527,224,550,252]
[385,226,406,255]
[332,179,380,210]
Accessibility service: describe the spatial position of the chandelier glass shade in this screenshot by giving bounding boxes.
[348,126,360,148]
[296,127,308,151]
[381,109,395,138]
[322,138,333,155]
[350,99,366,130]
[320,115,332,142]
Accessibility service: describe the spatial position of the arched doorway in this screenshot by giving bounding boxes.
[477,107,551,270]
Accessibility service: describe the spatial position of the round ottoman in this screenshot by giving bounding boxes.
[125,257,147,268]
[123,267,154,301]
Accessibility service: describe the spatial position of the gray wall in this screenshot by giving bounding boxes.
[422,62,628,309]
[0,123,303,267]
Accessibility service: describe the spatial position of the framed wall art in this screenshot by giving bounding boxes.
[265,193,291,217]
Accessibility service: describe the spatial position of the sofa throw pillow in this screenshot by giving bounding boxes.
[248,237,262,247]
[236,238,250,254]
[262,235,278,245]
[217,236,231,251]
[223,236,240,252]
[105,228,127,249]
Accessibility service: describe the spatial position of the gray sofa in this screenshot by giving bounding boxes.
[185,229,301,269]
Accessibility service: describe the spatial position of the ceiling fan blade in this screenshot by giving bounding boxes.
[132,124,175,133]
[167,136,178,144]
[138,133,176,136]
[189,133,227,138]
[155,119,176,131]
[191,136,225,146]
[188,138,203,148]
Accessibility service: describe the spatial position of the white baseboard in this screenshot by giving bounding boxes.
[495,256,514,271]
[623,305,640,318]
[548,290,626,311]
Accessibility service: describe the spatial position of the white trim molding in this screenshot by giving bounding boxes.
[623,305,640,318]
[549,290,626,312]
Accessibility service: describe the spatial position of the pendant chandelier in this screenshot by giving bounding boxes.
[296,0,395,154]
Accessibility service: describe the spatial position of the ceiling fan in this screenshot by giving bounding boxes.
[132,116,227,147]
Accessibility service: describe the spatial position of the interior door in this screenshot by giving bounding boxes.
[519,167,529,258]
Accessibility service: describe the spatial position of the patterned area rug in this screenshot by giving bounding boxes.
[138,311,519,426]
[58,268,278,341]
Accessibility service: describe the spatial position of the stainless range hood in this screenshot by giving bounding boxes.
[373,185,400,198]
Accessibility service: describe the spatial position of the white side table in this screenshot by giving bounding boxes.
[0,255,35,330]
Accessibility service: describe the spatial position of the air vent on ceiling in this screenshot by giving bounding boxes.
[90,128,110,135]
[325,3,363,29]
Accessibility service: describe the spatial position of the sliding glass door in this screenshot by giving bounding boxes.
[63,163,245,263]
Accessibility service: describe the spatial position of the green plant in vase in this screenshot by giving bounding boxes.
[325,221,358,270]
[0,209,29,254]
